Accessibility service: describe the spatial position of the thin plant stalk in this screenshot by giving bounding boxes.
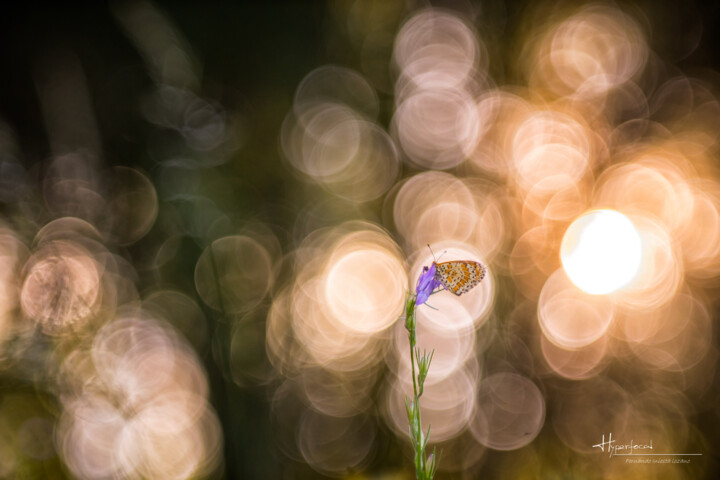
[404,292,439,480]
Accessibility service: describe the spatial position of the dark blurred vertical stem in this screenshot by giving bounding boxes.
[207,241,238,479]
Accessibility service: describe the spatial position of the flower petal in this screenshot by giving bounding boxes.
[415,263,439,305]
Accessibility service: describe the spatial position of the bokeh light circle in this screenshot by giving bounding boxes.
[538,269,616,349]
[561,209,642,295]
[470,373,545,451]
[194,235,274,314]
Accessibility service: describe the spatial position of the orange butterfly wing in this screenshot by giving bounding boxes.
[434,260,486,295]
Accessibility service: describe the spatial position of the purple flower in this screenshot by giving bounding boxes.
[415,263,439,306]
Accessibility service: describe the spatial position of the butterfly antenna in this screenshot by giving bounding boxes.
[426,244,447,263]
[426,243,437,263]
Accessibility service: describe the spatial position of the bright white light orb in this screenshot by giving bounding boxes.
[561,209,642,295]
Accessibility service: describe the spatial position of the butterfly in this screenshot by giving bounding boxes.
[434,260,486,295]
[415,247,486,305]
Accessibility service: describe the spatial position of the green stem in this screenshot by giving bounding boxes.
[405,293,435,480]
[410,323,418,399]
[409,331,423,477]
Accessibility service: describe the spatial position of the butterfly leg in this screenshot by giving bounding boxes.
[430,285,445,295]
